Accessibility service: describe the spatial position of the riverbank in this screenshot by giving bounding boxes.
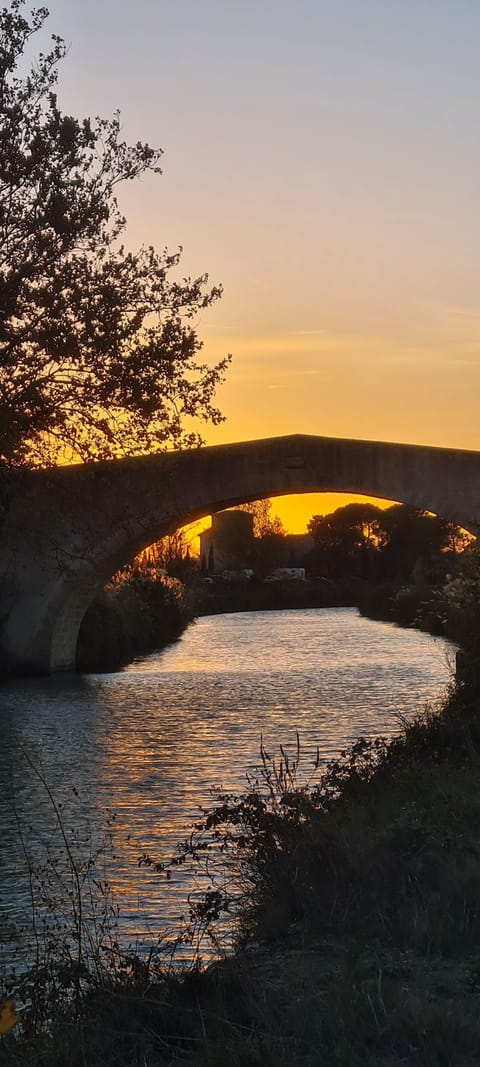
[3,655,480,1065]
[76,571,194,671]
[76,572,368,673]
[194,574,364,616]
[192,573,457,643]
[75,569,455,674]
[356,564,480,667]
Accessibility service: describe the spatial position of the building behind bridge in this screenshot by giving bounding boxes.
[199,510,313,577]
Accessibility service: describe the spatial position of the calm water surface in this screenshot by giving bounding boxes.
[0,607,455,954]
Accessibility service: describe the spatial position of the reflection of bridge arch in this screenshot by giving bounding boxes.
[1,433,480,676]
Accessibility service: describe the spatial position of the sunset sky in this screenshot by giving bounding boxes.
[42,1,480,530]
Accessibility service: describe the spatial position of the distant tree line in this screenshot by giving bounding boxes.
[137,500,470,587]
[307,502,470,584]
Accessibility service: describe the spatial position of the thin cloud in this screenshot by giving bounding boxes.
[428,301,480,322]
[288,329,329,336]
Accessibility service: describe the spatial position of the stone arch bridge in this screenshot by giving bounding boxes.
[2,433,480,676]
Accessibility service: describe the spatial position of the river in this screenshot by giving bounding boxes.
[0,607,454,962]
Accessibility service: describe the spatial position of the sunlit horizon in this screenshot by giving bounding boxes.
[35,0,480,533]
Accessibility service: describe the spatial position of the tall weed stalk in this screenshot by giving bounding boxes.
[2,750,126,1039]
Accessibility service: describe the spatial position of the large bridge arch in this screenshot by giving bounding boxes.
[2,433,480,676]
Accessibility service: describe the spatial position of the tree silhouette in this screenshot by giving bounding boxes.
[236,499,285,538]
[307,502,461,581]
[0,1,230,466]
[379,505,453,580]
[308,502,384,577]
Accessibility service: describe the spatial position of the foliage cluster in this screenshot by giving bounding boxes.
[137,525,200,583]
[428,543,480,647]
[235,499,285,539]
[307,501,469,582]
[76,565,193,671]
[0,1,229,467]
[357,538,480,651]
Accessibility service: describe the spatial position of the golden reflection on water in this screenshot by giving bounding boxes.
[1,608,454,956]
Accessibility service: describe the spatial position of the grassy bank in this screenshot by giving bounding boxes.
[3,667,480,1064]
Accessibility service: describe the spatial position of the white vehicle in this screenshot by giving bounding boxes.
[266,568,306,581]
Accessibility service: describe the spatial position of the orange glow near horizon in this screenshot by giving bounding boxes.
[39,2,480,512]
[267,492,399,534]
[180,493,399,553]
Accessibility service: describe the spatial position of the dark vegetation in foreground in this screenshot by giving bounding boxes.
[4,639,480,1064]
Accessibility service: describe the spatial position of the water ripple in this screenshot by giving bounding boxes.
[0,607,454,954]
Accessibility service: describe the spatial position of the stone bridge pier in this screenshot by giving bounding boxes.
[1,434,480,676]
